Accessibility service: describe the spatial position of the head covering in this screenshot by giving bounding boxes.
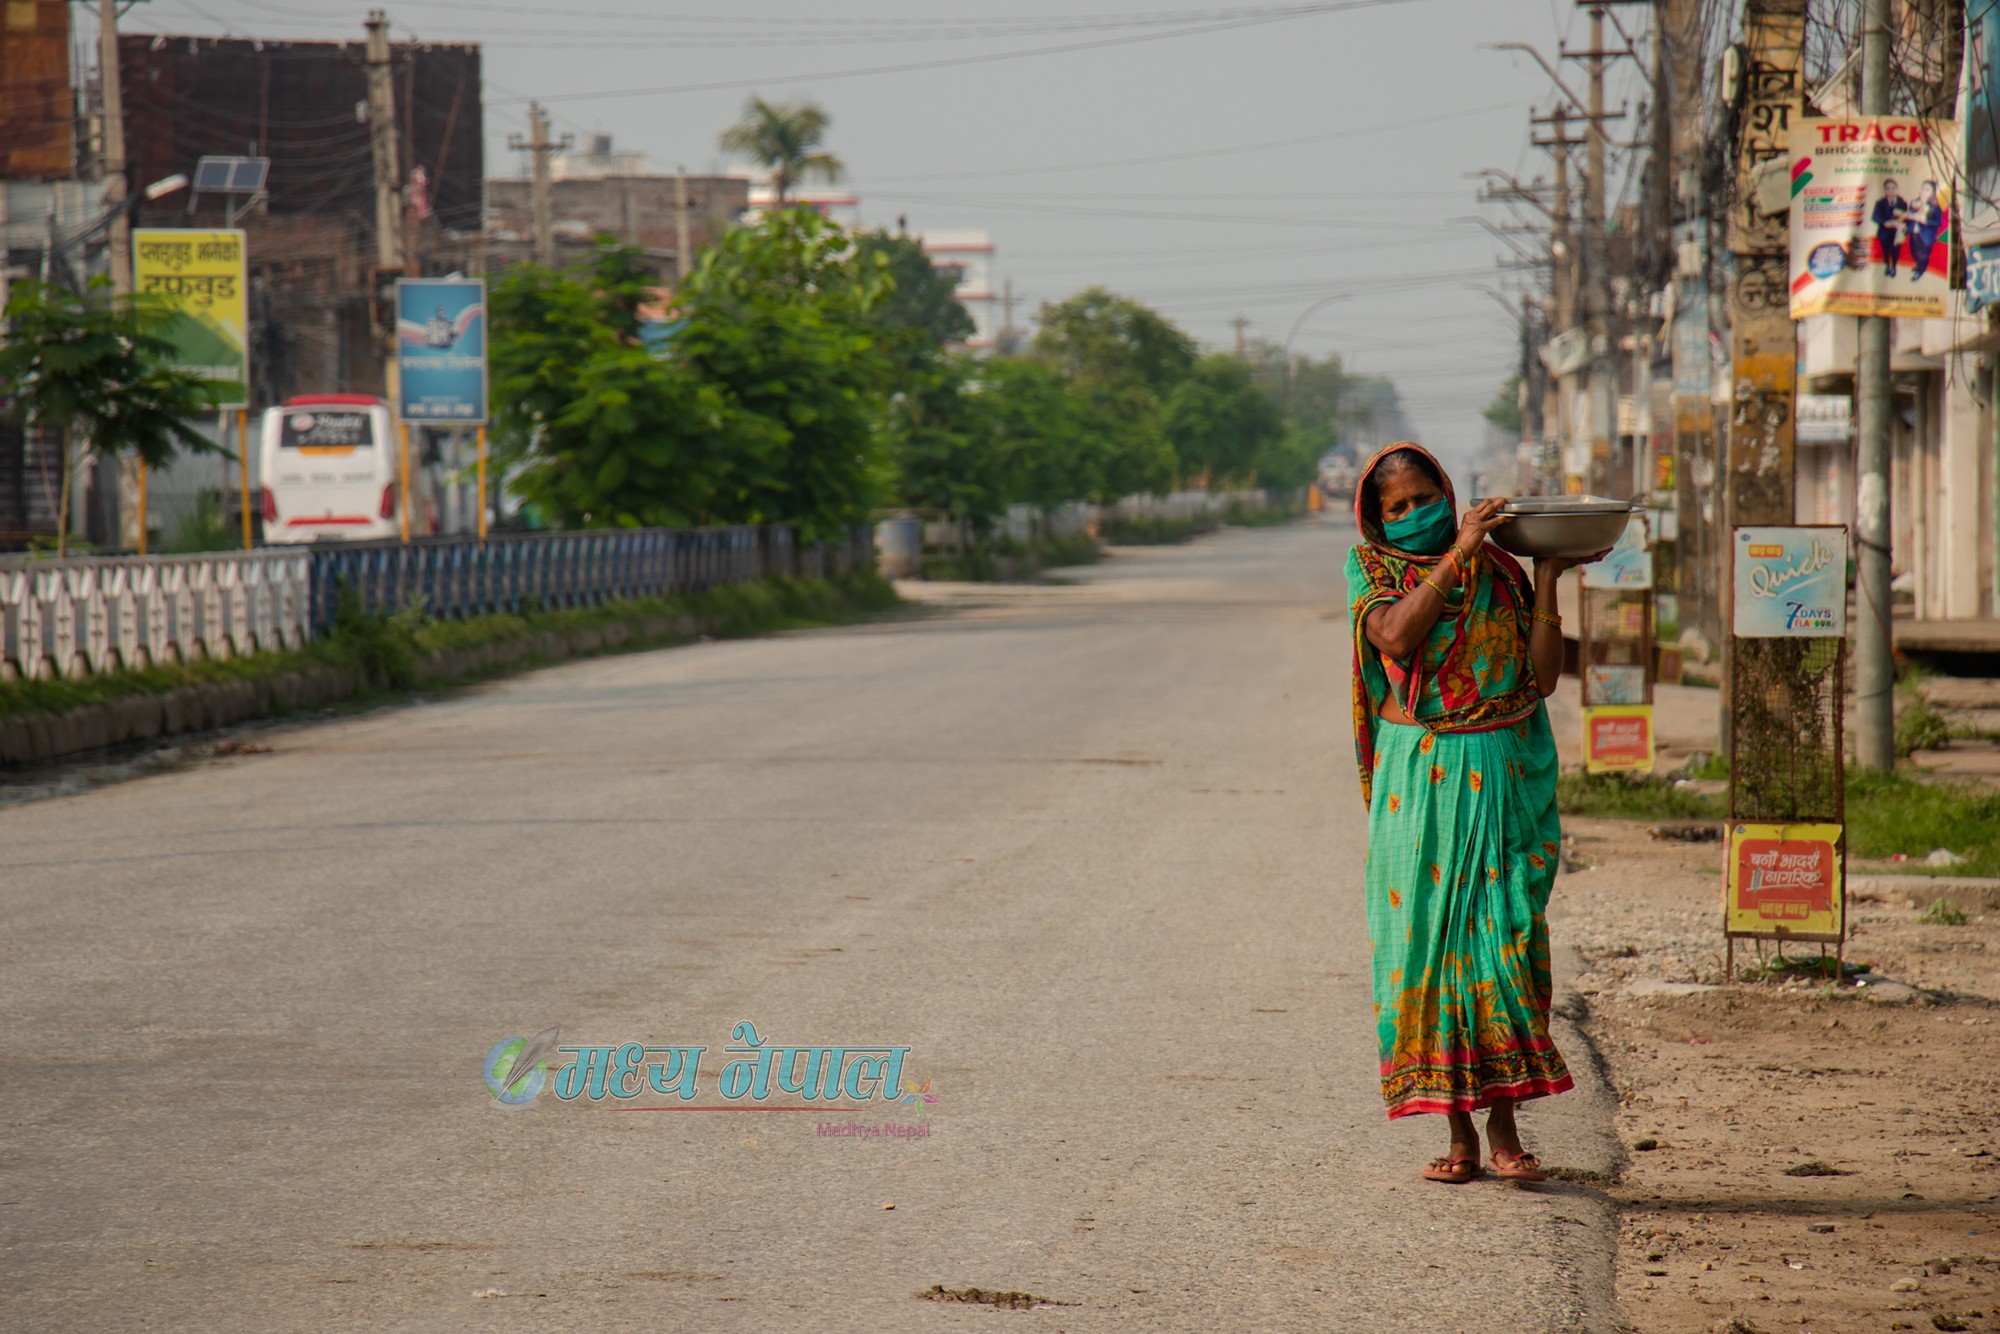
[1353,441,1455,560]
[1344,442,1537,808]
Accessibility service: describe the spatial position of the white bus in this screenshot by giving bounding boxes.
[258,395,434,543]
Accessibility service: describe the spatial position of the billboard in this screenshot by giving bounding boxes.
[1788,116,1959,319]
[1725,823,1844,940]
[131,229,248,406]
[1733,526,1847,638]
[396,279,487,423]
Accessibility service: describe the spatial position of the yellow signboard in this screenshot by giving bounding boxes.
[1583,704,1654,773]
[131,228,248,405]
[1724,822,1845,940]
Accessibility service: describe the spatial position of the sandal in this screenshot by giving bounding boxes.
[1487,1149,1548,1183]
[1422,1155,1483,1184]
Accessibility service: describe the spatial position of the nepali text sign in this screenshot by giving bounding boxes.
[396,278,487,423]
[1583,704,1654,774]
[1788,116,1959,319]
[1969,243,2000,313]
[131,228,248,405]
[1733,526,1847,638]
[1725,823,1844,940]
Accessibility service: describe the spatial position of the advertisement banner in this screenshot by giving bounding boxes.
[1583,704,1654,773]
[130,228,248,405]
[1788,116,1960,319]
[1733,526,1848,638]
[1965,1,2000,245]
[1725,822,1844,939]
[396,278,487,423]
[1581,512,1655,590]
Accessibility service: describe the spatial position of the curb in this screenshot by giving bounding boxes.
[0,601,833,772]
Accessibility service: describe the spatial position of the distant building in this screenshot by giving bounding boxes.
[743,184,860,229]
[485,163,749,283]
[915,230,997,352]
[118,33,486,406]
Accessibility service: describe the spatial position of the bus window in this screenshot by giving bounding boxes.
[282,411,375,452]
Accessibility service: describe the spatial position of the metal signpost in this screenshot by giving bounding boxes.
[1579,512,1656,773]
[1724,524,1850,979]
[395,278,489,539]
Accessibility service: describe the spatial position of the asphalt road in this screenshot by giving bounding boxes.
[1,517,1619,1332]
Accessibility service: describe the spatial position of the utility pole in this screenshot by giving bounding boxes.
[1564,4,1632,497]
[1231,315,1249,360]
[509,103,570,267]
[98,0,130,295]
[674,165,694,284]
[1854,0,1894,769]
[1531,108,1585,494]
[98,0,139,550]
[365,11,403,276]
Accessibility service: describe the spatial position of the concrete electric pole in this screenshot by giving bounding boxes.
[675,165,694,284]
[1854,0,1895,770]
[365,11,403,276]
[98,0,130,295]
[509,103,571,267]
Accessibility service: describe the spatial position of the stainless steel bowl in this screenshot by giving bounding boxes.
[1486,496,1635,559]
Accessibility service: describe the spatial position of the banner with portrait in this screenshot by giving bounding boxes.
[130,228,248,405]
[1788,116,1960,319]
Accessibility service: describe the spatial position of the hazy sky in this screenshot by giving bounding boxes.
[116,0,1651,464]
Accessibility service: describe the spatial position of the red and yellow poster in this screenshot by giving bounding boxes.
[1789,116,1960,319]
[1725,823,1844,939]
[1583,704,1654,773]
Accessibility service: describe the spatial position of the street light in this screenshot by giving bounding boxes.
[45,175,190,287]
[1282,292,1353,361]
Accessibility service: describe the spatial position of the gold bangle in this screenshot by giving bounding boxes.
[1531,609,1561,628]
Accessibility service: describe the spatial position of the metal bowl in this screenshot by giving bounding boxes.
[1486,496,1635,559]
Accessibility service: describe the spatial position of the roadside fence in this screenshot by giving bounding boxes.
[0,523,873,682]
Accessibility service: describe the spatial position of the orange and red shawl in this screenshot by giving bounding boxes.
[1345,442,1540,808]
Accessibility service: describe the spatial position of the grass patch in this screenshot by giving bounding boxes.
[0,571,899,722]
[1918,898,1969,926]
[923,532,1101,582]
[1847,768,2000,877]
[1556,770,1722,820]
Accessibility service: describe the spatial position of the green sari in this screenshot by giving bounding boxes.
[1344,444,1572,1119]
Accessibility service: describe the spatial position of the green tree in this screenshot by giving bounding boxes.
[674,210,892,538]
[1030,286,1196,397]
[0,277,231,556]
[853,230,975,367]
[1160,353,1283,486]
[1483,371,1523,435]
[970,357,1097,513]
[718,96,844,206]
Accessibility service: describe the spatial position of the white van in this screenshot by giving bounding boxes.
[259,395,431,543]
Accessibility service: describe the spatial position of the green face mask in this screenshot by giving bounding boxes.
[1382,496,1455,555]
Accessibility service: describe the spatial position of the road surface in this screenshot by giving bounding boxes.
[1,517,1618,1331]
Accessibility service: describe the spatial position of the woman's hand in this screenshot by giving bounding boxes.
[1533,547,1614,580]
[1455,497,1512,556]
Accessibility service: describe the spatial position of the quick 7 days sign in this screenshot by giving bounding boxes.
[1733,527,1847,638]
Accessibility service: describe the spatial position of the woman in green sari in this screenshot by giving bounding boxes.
[1344,443,1599,1185]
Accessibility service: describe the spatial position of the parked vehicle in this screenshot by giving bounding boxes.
[258,395,434,543]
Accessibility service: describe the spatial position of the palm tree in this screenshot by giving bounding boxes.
[717,96,844,206]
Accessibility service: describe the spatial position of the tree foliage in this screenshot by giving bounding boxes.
[0,277,231,554]
[717,96,844,205]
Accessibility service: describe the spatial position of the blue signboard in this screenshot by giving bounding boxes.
[1968,243,2000,312]
[396,278,487,423]
[1733,526,1848,638]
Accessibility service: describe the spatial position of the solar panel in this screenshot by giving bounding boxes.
[193,157,236,190]
[193,156,270,194]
